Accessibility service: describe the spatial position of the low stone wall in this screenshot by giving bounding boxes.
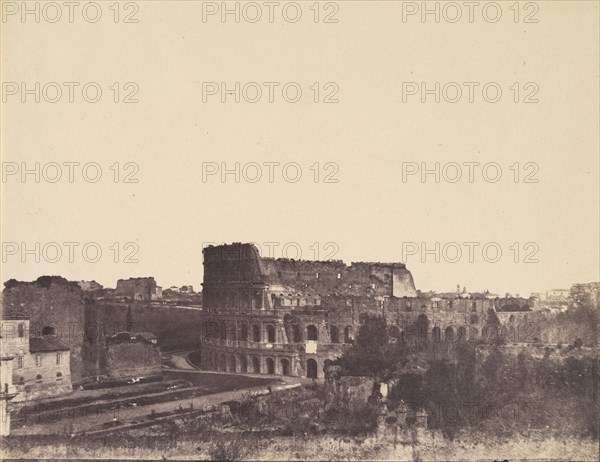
[105,342,161,379]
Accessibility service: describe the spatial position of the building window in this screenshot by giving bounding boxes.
[17,356,23,369]
[56,352,61,365]
[316,272,320,279]
[36,354,42,367]
[18,323,25,337]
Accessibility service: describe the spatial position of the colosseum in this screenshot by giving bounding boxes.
[199,243,533,379]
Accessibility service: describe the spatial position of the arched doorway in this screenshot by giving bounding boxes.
[228,355,236,372]
[266,357,275,374]
[457,326,466,342]
[432,326,441,342]
[240,323,248,341]
[219,354,226,371]
[281,358,290,376]
[252,325,261,342]
[306,358,318,379]
[252,356,260,373]
[445,326,455,342]
[266,325,276,343]
[239,355,248,373]
[329,325,339,343]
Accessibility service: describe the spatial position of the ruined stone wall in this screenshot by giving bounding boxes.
[88,300,203,352]
[105,341,161,379]
[202,243,418,312]
[115,277,159,301]
[2,277,86,383]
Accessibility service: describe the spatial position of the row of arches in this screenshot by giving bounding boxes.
[204,320,356,345]
[203,350,319,379]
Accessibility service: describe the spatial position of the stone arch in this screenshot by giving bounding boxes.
[330,325,339,343]
[266,357,275,374]
[445,326,455,342]
[306,325,318,341]
[389,325,401,341]
[239,355,248,373]
[266,325,276,343]
[240,322,248,341]
[252,356,260,373]
[306,359,318,379]
[280,358,290,376]
[252,324,261,342]
[432,326,441,342]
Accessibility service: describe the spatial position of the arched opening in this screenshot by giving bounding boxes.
[241,323,248,341]
[509,315,515,324]
[219,354,226,372]
[281,358,290,376]
[330,325,339,343]
[252,356,260,373]
[266,325,276,343]
[42,326,56,336]
[228,355,236,372]
[239,356,247,373]
[359,313,367,324]
[344,326,354,343]
[416,314,429,341]
[432,326,441,342]
[293,325,302,342]
[229,324,237,341]
[35,374,42,381]
[445,326,455,342]
[306,359,318,379]
[220,323,227,341]
[306,325,318,341]
[266,357,275,374]
[18,323,25,337]
[457,326,466,342]
[470,326,479,340]
[252,325,261,342]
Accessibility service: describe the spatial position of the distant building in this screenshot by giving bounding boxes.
[78,280,104,292]
[115,277,162,301]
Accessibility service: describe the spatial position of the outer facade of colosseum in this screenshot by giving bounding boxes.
[199,243,533,379]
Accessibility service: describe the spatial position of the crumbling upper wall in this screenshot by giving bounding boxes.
[2,276,86,382]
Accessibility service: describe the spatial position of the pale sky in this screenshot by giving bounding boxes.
[1,1,598,296]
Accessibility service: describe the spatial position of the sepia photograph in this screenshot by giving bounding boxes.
[1,1,599,461]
